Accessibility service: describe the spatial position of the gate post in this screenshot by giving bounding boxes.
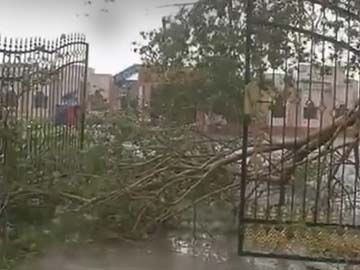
[238,0,254,255]
[80,43,89,149]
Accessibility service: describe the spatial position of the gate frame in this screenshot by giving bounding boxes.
[237,0,360,264]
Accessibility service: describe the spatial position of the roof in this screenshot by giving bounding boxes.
[113,64,141,87]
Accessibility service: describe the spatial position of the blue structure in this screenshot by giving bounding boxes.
[113,64,141,90]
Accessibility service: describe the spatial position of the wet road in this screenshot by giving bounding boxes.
[17,232,355,270]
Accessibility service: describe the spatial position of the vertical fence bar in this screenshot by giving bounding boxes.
[29,38,37,156]
[327,10,339,224]
[48,39,56,164]
[314,21,327,224]
[278,60,288,219]
[13,38,20,123]
[267,70,275,220]
[74,40,81,151]
[339,2,352,225]
[72,36,79,151]
[302,2,316,221]
[237,0,253,255]
[33,38,40,162]
[354,130,359,226]
[70,35,78,163]
[353,69,360,226]
[291,57,301,220]
[19,38,25,121]
[76,36,83,149]
[38,38,47,159]
[25,38,32,141]
[56,37,64,160]
[0,36,12,244]
[2,37,11,166]
[63,35,71,164]
[44,40,52,161]
[60,37,68,152]
[69,34,76,154]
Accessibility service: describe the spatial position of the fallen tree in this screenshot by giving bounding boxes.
[2,106,357,237]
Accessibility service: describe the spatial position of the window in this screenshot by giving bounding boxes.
[33,91,48,109]
[335,104,348,118]
[271,96,286,118]
[303,101,318,120]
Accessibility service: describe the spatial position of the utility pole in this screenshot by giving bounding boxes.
[228,0,233,27]
[156,2,196,9]
[162,16,168,43]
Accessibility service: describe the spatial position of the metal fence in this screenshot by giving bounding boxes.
[238,0,360,264]
[0,34,89,163]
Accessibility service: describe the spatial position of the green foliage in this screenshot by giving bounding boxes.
[136,0,310,122]
[150,72,201,125]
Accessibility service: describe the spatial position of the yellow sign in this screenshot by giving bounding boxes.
[244,81,262,115]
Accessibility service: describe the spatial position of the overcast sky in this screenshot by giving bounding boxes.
[0,0,190,74]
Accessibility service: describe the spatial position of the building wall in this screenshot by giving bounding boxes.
[137,67,160,106]
[87,69,119,112]
[88,73,112,101]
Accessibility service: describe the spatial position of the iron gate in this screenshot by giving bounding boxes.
[0,33,89,158]
[238,0,360,264]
